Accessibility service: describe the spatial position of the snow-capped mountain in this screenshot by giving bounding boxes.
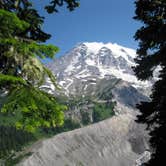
[47,42,151,96]
[20,42,151,166]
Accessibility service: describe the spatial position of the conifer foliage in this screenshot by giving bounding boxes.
[0,0,79,132]
[133,0,166,165]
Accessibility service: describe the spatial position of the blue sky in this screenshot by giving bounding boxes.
[35,0,141,57]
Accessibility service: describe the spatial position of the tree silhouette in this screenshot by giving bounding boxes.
[133,0,166,165]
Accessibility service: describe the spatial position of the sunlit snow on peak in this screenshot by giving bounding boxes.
[47,42,151,96]
[83,42,137,59]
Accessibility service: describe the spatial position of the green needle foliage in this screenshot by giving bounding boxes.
[0,0,78,132]
[1,86,66,132]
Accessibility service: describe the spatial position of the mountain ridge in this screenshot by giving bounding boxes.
[20,42,151,166]
[46,42,151,96]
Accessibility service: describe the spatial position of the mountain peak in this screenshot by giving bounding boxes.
[47,42,151,95]
[82,42,137,59]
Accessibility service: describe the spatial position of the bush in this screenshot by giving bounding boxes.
[92,102,114,123]
[41,118,81,135]
[80,111,91,125]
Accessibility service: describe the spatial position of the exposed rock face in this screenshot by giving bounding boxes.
[19,42,151,166]
[111,81,149,114]
[46,42,152,96]
[19,113,149,166]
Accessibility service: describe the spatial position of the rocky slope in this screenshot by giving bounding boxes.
[20,42,151,166]
[46,42,151,96]
[19,113,149,166]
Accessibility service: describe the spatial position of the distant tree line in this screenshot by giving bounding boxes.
[0,126,35,158]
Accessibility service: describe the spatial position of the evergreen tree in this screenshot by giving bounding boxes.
[0,0,79,132]
[133,0,166,165]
